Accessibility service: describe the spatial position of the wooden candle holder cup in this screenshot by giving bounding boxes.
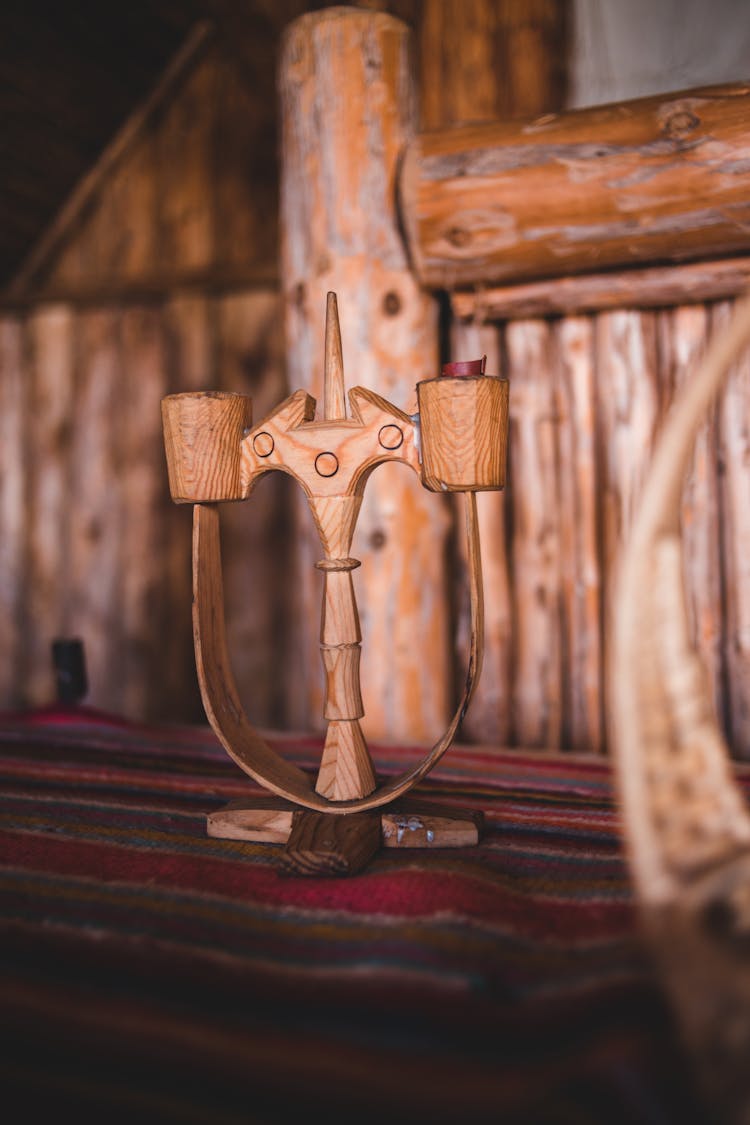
[162,293,508,875]
[418,369,509,492]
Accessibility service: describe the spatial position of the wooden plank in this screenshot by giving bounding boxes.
[9,23,214,297]
[215,289,291,729]
[597,309,663,747]
[0,317,25,706]
[67,310,124,711]
[47,118,160,292]
[451,256,750,322]
[400,82,750,289]
[716,298,750,758]
[156,50,218,275]
[660,305,723,723]
[555,316,602,752]
[0,265,279,312]
[24,306,75,706]
[161,295,214,722]
[420,0,567,129]
[432,0,567,746]
[451,321,512,744]
[119,305,169,719]
[419,0,502,130]
[505,319,563,747]
[279,8,450,744]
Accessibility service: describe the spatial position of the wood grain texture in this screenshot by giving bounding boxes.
[67,309,124,711]
[417,374,509,492]
[662,306,723,724]
[207,796,482,850]
[162,391,251,503]
[21,32,278,300]
[0,317,25,706]
[433,0,567,748]
[189,492,486,814]
[119,306,169,718]
[451,323,512,744]
[597,309,664,738]
[401,82,750,289]
[419,0,567,129]
[607,293,750,1124]
[555,316,602,752]
[280,810,382,876]
[216,290,292,731]
[161,295,214,723]
[451,256,750,322]
[716,299,750,758]
[24,306,75,706]
[506,319,563,748]
[279,7,450,745]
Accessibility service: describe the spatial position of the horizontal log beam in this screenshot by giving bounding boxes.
[451,255,750,322]
[0,264,279,311]
[400,82,750,290]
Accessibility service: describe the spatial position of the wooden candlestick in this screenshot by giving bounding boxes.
[162,292,508,874]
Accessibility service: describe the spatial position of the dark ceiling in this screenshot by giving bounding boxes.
[0,1,423,291]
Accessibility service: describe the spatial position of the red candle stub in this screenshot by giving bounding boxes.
[441,355,487,377]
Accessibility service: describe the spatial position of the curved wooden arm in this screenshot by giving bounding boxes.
[609,290,750,1120]
[192,490,484,814]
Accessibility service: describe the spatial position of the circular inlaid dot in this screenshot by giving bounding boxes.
[315,451,339,477]
[378,423,404,451]
[253,431,275,457]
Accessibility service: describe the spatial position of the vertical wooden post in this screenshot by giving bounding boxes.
[0,317,25,708]
[279,8,450,743]
[716,299,750,758]
[434,0,569,745]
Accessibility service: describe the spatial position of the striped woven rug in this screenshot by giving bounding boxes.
[0,707,733,1124]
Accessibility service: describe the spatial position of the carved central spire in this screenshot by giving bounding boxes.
[323,291,347,422]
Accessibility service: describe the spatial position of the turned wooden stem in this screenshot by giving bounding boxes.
[313,299,374,801]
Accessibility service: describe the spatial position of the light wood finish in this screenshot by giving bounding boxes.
[216,291,292,730]
[188,487,486,816]
[279,7,451,746]
[507,320,563,748]
[176,292,501,811]
[451,326,513,746]
[555,317,601,752]
[207,796,483,851]
[400,82,750,290]
[162,391,252,503]
[441,0,566,748]
[451,256,750,322]
[417,375,509,492]
[609,290,750,1121]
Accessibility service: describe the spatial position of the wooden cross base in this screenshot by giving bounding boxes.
[207,797,484,876]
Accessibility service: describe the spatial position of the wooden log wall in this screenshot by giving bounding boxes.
[449,298,750,759]
[0,30,290,724]
[5,1,749,763]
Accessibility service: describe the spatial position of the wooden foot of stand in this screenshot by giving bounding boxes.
[281,810,381,876]
[207,797,484,876]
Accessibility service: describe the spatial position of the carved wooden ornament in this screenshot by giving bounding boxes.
[162,293,508,873]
